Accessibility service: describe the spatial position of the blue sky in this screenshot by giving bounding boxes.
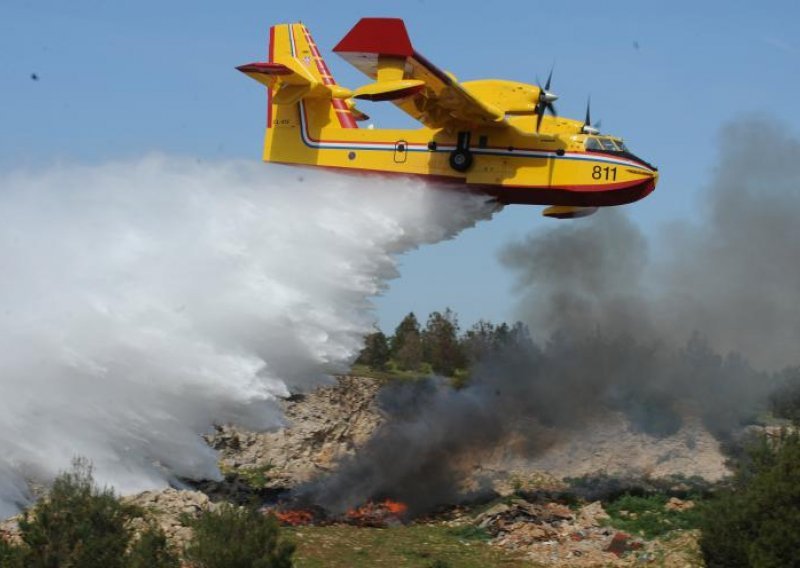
[2,0,799,332]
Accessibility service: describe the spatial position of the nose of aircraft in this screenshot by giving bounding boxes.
[644,168,659,195]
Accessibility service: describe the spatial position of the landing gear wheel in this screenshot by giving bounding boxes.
[449,149,473,172]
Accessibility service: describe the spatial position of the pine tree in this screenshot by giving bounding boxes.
[391,313,424,371]
[357,331,390,370]
[461,320,497,365]
[422,309,464,376]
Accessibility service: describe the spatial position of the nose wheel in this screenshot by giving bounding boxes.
[449,131,474,172]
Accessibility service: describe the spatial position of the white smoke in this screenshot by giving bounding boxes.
[0,156,495,516]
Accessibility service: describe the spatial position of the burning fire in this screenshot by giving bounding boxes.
[274,509,315,526]
[272,499,409,527]
[346,499,408,526]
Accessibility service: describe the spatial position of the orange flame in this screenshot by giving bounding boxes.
[346,499,408,522]
[275,509,314,526]
[383,499,408,515]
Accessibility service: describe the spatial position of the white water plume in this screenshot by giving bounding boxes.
[0,156,495,516]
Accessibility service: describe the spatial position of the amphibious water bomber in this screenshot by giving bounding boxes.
[238,18,658,219]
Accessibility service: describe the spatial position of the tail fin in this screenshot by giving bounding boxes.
[238,23,359,165]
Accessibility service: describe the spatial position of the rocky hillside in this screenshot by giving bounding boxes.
[206,375,383,489]
[2,375,729,567]
[208,375,729,492]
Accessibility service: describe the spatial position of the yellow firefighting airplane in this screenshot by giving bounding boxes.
[238,18,658,219]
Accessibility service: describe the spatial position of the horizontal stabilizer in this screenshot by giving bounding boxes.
[237,56,349,105]
[353,79,425,102]
[236,62,293,76]
[344,99,370,121]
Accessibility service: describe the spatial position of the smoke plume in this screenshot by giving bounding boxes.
[302,119,798,515]
[0,156,495,517]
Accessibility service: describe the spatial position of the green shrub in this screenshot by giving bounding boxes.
[18,458,136,568]
[700,433,800,567]
[185,503,295,568]
[126,523,180,568]
[0,538,24,568]
[3,458,178,568]
[605,493,702,539]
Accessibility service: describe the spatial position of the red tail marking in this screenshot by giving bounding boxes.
[301,26,357,129]
[267,26,275,126]
[333,18,414,57]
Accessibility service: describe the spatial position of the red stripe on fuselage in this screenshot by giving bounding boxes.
[267,26,275,127]
[300,26,357,129]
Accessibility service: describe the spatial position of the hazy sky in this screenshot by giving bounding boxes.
[2,0,799,331]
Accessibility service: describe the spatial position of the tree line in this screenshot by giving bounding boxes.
[356,309,531,377]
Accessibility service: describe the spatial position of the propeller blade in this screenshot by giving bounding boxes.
[580,97,602,134]
[534,66,556,133]
[584,97,592,127]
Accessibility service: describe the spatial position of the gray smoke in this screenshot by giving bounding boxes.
[656,120,800,370]
[301,119,797,515]
[0,156,495,517]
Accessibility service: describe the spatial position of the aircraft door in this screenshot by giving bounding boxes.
[393,140,408,163]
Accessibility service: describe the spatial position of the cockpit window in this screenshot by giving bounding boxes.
[599,138,618,152]
[585,137,632,153]
[585,137,603,151]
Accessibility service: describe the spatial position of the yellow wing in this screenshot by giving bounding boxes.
[333,18,510,130]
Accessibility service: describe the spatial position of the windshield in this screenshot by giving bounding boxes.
[585,137,630,153]
[599,138,618,151]
[615,140,629,152]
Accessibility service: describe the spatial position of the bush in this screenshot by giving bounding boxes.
[0,538,24,568]
[126,523,180,568]
[605,493,702,539]
[3,458,178,568]
[185,503,295,568]
[700,433,800,567]
[18,458,136,568]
